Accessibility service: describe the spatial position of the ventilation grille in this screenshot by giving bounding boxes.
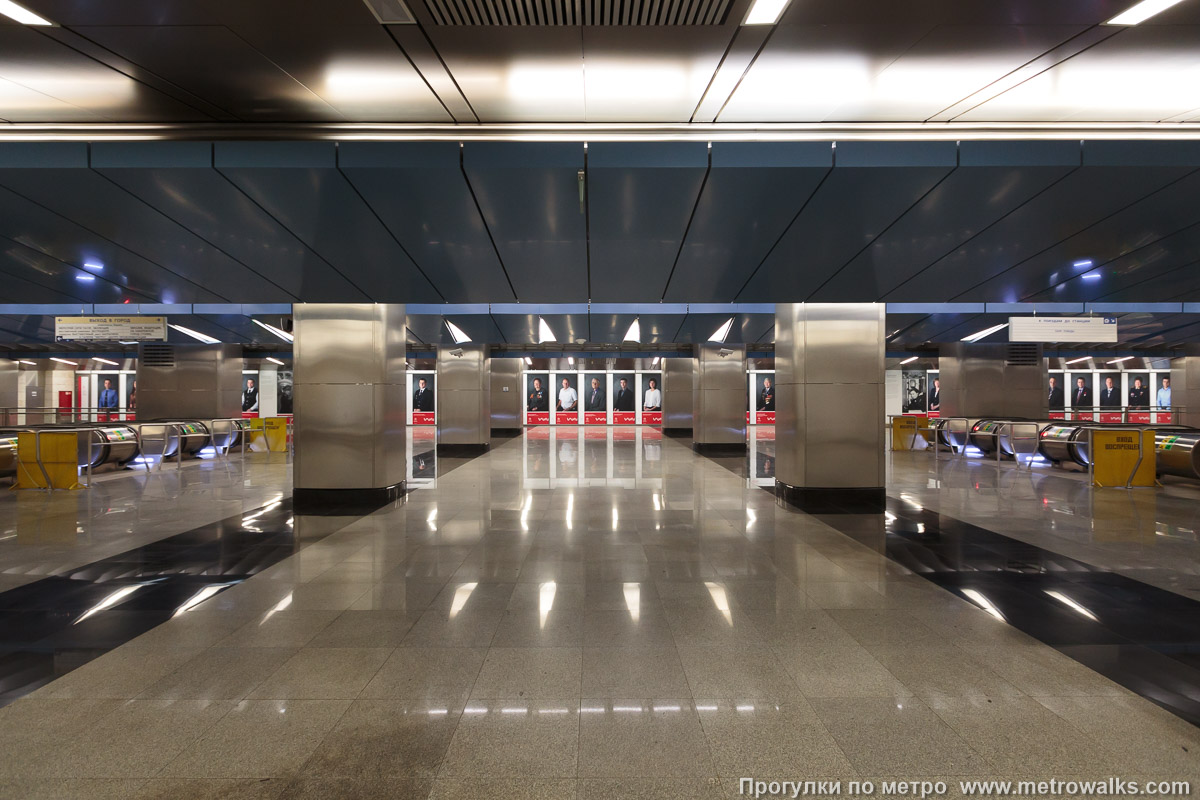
[424,0,733,25]
[1006,344,1040,367]
[362,0,416,23]
[142,344,175,368]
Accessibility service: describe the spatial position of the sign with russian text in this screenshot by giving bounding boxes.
[1009,316,1117,343]
[55,316,167,342]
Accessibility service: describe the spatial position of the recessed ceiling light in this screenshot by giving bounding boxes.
[524,356,533,366]
[537,317,557,343]
[83,261,104,271]
[1108,356,1135,364]
[92,357,119,366]
[265,357,285,366]
[17,359,37,366]
[708,317,734,343]
[961,323,1008,343]
[1065,356,1092,365]
[623,318,641,343]
[900,356,919,365]
[567,356,575,366]
[169,324,219,344]
[1072,259,1093,268]
[743,0,790,25]
[75,274,95,282]
[445,319,472,344]
[1081,272,1102,280]
[50,358,77,366]
[119,341,138,345]
[252,319,293,343]
[651,356,660,367]
[0,0,53,25]
[1107,0,1188,25]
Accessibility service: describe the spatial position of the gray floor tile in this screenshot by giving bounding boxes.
[469,647,583,700]
[300,699,459,781]
[581,646,690,697]
[439,700,579,779]
[577,701,716,778]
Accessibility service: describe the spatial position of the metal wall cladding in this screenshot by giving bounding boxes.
[490,358,522,430]
[437,344,490,446]
[775,303,885,489]
[0,360,16,410]
[662,357,693,430]
[938,343,1047,418]
[692,344,746,444]
[294,304,407,387]
[136,343,242,420]
[1171,349,1200,427]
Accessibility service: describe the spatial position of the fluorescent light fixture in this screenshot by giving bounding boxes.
[252,319,293,343]
[50,358,77,366]
[1107,0,1188,25]
[17,360,37,366]
[75,274,95,282]
[169,324,219,344]
[961,323,1008,343]
[1108,356,1134,364]
[0,0,53,25]
[1072,259,1094,268]
[119,341,138,345]
[1065,356,1092,365]
[91,357,119,366]
[537,317,557,343]
[708,317,734,343]
[265,357,284,366]
[900,356,919,365]
[623,318,641,342]
[525,356,533,366]
[651,356,660,367]
[568,356,575,366]
[445,319,472,344]
[743,0,790,25]
[1081,272,1102,280]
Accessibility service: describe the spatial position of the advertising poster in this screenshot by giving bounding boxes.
[554,373,579,425]
[641,373,662,425]
[583,372,607,425]
[277,370,294,416]
[525,373,550,425]
[1047,373,1065,416]
[126,377,138,419]
[412,372,436,426]
[96,373,120,421]
[1127,371,1151,422]
[902,371,926,414]
[1156,373,1172,421]
[754,372,775,425]
[1068,373,1094,420]
[612,372,636,424]
[1098,372,1121,421]
[927,371,940,417]
[242,375,261,418]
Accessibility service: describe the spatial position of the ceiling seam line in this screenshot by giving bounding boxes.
[221,26,347,122]
[412,17,481,122]
[886,314,940,346]
[584,145,592,303]
[711,24,778,123]
[489,312,509,344]
[659,151,712,300]
[670,312,689,343]
[688,26,743,123]
[0,264,90,305]
[807,164,959,301]
[0,179,232,303]
[332,161,447,302]
[458,147,519,302]
[383,25,458,122]
[89,166,300,302]
[732,159,834,301]
[881,164,1082,300]
[1092,256,1200,303]
[954,166,1200,303]
[209,164,372,302]
[0,228,157,303]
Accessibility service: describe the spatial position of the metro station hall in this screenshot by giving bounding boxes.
[1,0,1200,798]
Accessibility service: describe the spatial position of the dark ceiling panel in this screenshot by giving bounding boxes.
[215,141,443,302]
[72,26,343,121]
[462,143,588,303]
[491,313,589,344]
[93,142,367,302]
[889,166,1199,302]
[738,141,956,302]
[339,142,515,303]
[778,0,1134,25]
[666,142,832,302]
[587,142,708,303]
[815,141,1081,301]
[406,313,505,345]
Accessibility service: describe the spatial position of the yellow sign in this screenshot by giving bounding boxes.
[892,416,921,450]
[264,417,290,452]
[14,431,83,490]
[1090,429,1156,488]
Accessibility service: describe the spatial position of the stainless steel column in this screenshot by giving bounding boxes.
[437,344,490,453]
[662,357,693,431]
[938,342,1047,418]
[775,303,885,513]
[136,343,243,420]
[1171,346,1200,427]
[691,344,746,452]
[293,303,406,512]
[490,357,522,432]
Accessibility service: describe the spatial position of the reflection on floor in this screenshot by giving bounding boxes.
[0,428,1195,798]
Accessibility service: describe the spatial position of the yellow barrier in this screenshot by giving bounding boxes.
[1090,429,1156,488]
[264,417,289,452]
[891,416,920,450]
[14,431,83,491]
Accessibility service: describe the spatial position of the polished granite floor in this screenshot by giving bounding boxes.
[0,428,1197,799]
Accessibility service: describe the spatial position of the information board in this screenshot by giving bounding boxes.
[55,316,167,342]
[1009,316,1117,343]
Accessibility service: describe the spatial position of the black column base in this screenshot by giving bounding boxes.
[693,441,747,456]
[663,428,693,438]
[293,482,405,516]
[437,443,490,456]
[775,482,886,514]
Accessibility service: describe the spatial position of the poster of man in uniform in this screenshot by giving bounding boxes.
[641,373,662,425]
[927,372,940,414]
[242,375,260,417]
[412,373,436,425]
[583,372,607,425]
[1127,373,1150,409]
[97,373,120,421]
[526,373,549,425]
[613,373,636,424]
[1047,374,1065,411]
[755,373,775,424]
[902,371,926,414]
[277,370,294,415]
[1068,373,1094,420]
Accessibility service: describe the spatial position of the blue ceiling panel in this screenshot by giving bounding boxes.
[405,313,505,346]
[666,142,832,303]
[738,142,956,302]
[892,165,1197,302]
[490,313,590,345]
[462,143,587,303]
[214,142,442,303]
[339,142,515,303]
[586,142,708,302]
[93,141,367,302]
[1039,224,1200,303]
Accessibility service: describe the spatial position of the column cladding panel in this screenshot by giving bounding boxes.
[692,344,746,446]
[437,344,490,447]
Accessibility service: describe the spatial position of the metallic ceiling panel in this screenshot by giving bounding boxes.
[72,26,343,121]
[491,313,589,344]
[92,142,368,302]
[405,313,504,345]
[899,166,1199,302]
[666,142,831,302]
[738,142,956,301]
[339,142,515,303]
[462,142,587,302]
[587,142,708,302]
[777,0,1134,25]
[386,25,477,121]
[815,142,1081,300]
[214,142,443,302]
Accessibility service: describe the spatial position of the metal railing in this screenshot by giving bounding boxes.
[0,407,138,427]
[208,417,248,458]
[1082,426,1156,489]
[995,421,1043,470]
[11,427,109,493]
[134,422,188,472]
[1053,405,1182,424]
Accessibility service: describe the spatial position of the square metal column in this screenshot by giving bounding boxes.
[135,343,242,421]
[692,344,746,453]
[436,344,490,453]
[938,342,1047,418]
[775,303,885,513]
[293,303,406,513]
